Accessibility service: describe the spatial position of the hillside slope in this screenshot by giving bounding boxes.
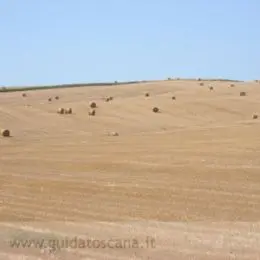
[1,79,260,259]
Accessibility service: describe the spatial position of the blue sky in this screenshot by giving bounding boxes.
[0,0,259,86]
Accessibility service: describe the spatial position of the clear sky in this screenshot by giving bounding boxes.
[0,0,259,86]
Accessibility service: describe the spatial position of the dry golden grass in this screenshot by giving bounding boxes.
[0,79,260,259]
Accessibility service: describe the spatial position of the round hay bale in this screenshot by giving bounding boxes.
[230,83,235,87]
[199,82,204,86]
[65,108,72,114]
[88,109,96,116]
[55,96,59,100]
[240,91,246,96]
[105,97,113,102]
[1,129,10,137]
[153,107,159,113]
[89,101,97,108]
[110,131,119,136]
[22,93,27,97]
[172,96,176,100]
[145,92,150,97]
[57,108,65,114]
[208,86,214,91]
[252,114,258,119]
[48,98,52,102]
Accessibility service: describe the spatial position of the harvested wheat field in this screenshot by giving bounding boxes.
[1,79,260,259]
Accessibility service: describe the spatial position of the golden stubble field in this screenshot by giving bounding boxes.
[0,79,260,259]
